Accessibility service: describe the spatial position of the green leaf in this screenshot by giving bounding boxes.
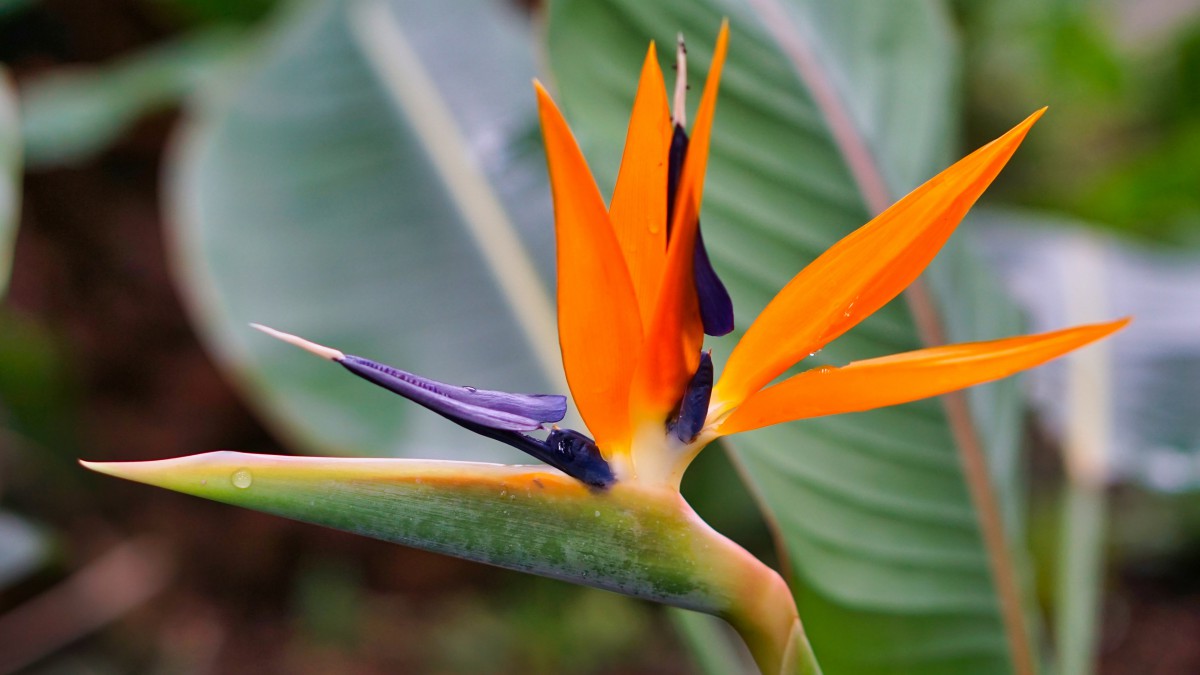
[82,452,765,617]
[19,29,241,168]
[168,0,566,460]
[0,66,19,297]
[546,1,1031,673]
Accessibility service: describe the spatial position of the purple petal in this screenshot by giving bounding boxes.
[666,124,734,337]
[693,228,734,336]
[543,428,615,488]
[666,124,689,239]
[339,355,566,431]
[668,351,714,443]
[457,422,615,488]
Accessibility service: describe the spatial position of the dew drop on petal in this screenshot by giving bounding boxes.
[231,469,253,489]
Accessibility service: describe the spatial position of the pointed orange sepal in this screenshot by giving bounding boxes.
[719,318,1128,435]
[630,21,729,420]
[535,81,642,450]
[610,43,673,327]
[716,108,1047,408]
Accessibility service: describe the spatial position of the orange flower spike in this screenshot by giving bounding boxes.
[534,82,642,453]
[631,21,729,419]
[610,43,673,325]
[719,319,1129,435]
[715,107,1046,409]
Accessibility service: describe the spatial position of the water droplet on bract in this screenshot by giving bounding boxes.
[465,386,477,392]
[231,469,253,489]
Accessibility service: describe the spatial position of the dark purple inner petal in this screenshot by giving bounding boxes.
[543,428,616,488]
[332,354,611,487]
[692,229,734,336]
[456,422,615,489]
[667,351,714,443]
[666,124,689,239]
[666,124,734,337]
[339,355,566,431]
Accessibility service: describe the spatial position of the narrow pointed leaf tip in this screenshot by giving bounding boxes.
[720,318,1128,435]
[717,108,1046,407]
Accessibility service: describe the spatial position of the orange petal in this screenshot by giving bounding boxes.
[719,318,1129,435]
[668,20,727,241]
[716,108,1046,407]
[535,81,642,450]
[630,21,729,419]
[610,43,673,327]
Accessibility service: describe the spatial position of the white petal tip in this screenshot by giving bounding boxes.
[249,323,345,361]
[673,33,688,128]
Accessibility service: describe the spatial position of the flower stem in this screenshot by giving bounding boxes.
[721,555,823,675]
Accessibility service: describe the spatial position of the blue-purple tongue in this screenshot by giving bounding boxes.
[667,351,714,443]
[667,124,733,337]
[338,355,613,488]
[339,355,566,431]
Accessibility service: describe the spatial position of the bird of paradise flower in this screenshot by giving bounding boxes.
[85,21,1126,675]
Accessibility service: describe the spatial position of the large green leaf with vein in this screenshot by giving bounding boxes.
[547,1,1027,673]
[168,0,564,460]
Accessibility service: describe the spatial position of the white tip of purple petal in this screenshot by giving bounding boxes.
[250,324,345,361]
[673,32,688,128]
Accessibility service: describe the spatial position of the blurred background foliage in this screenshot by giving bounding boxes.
[0,0,1197,673]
